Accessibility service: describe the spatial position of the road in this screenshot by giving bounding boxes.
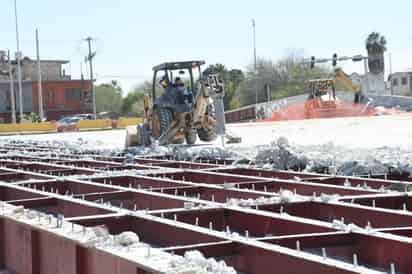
[1,115,411,151]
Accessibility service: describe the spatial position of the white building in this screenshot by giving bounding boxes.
[388,71,412,96]
[349,72,390,96]
[0,53,69,81]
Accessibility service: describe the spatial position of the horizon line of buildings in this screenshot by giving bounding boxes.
[1,50,411,124]
[0,53,92,123]
[349,71,412,97]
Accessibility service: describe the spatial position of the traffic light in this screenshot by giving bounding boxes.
[310,56,315,69]
[332,53,338,66]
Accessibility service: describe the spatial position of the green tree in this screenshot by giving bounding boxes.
[121,81,150,116]
[228,69,244,87]
[229,96,240,109]
[203,64,245,110]
[95,81,123,113]
[226,69,245,110]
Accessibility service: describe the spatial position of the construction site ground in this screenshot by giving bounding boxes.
[4,114,412,149]
[1,114,412,274]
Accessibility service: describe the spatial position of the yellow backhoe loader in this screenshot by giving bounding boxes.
[125,60,241,147]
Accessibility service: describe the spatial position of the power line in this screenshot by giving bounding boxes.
[0,39,83,44]
[95,74,150,79]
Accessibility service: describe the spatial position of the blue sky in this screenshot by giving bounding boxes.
[1,0,411,91]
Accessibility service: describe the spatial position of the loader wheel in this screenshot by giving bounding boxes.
[197,126,217,142]
[172,138,185,144]
[185,128,197,145]
[152,108,174,139]
[152,107,183,144]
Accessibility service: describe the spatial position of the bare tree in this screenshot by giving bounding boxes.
[238,49,330,106]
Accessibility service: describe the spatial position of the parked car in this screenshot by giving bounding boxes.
[57,116,82,132]
[97,111,119,120]
[74,113,95,120]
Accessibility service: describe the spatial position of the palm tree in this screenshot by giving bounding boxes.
[366,32,387,54]
[365,32,387,74]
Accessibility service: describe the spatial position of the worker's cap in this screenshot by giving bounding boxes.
[174,77,184,86]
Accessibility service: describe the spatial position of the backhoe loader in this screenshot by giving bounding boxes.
[125,60,241,147]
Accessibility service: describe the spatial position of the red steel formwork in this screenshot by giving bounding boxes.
[0,142,411,273]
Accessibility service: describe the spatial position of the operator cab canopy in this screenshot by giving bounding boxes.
[152,60,205,99]
[152,60,205,72]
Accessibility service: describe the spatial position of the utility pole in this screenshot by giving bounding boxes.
[36,29,44,121]
[84,37,96,118]
[8,50,16,123]
[363,57,370,95]
[389,52,393,96]
[13,0,23,123]
[265,83,271,103]
[251,19,258,118]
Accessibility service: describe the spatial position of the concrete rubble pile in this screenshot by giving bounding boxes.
[2,134,412,177]
[169,250,237,274]
[226,189,308,208]
[234,137,412,177]
[253,137,308,171]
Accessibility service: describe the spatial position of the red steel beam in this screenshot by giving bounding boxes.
[0,216,156,274]
[261,201,412,228]
[236,180,377,196]
[341,194,412,211]
[77,190,190,210]
[91,175,191,189]
[158,207,335,237]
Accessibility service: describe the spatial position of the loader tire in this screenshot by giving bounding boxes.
[158,108,174,135]
[172,138,185,144]
[153,107,184,145]
[152,108,174,138]
[197,126,217,142]
[185,128,197,145]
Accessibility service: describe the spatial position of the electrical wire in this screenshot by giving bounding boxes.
[95,74,150,79]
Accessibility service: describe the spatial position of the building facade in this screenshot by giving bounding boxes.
[0,56,70,81]
[0,55,92,123]
[388,72,412,96]
[349,72,391,96]
[32,80,93,121]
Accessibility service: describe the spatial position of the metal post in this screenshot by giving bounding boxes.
[389,52,393,96]
[353,253,358,267]
[36,29,44,121]
[8,50,16,123]
[13,0,24,122]
[322,247,327,259]
[85,37,96,119]
[363,58,369,95]
[390,263,395,274]
[252,19,258,118]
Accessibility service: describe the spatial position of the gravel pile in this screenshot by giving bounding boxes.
[233,137,412,176]
[2,135,411,177]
